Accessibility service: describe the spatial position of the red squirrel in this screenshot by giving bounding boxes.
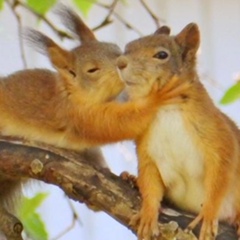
[0,6,188,240]
[0,5,123,239]
[116,23,240,240]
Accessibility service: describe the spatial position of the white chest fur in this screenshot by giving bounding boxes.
[147,106,205,212]
[146,105,236,219]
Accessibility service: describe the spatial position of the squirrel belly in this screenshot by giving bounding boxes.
[145,104,236,221]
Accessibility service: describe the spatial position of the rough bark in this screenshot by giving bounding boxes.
[0,136,237,240]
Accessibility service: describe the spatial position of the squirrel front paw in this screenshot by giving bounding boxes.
[120,171,138,189]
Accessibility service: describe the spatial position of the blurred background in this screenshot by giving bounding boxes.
[0,0,240,239]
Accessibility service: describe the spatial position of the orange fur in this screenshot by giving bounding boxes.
[65,75,189,145]
[0,6,123,238]
[0,6,190,239]
[117,23,240,240]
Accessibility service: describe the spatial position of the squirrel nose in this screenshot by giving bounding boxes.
[117,56,128,70]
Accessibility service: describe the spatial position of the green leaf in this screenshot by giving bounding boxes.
[220,82,240,104]
[23,212,48,240]
[19,193,49,240]
[26,0,57,15]
[19,192,48,217]
[0,0,4,10]
[73,0,96,16]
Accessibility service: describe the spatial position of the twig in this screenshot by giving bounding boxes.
[113,12,143,36]
[5,0,27,68]
[92,17,113,31]
[52,197,79,240]
[92,0,118,31]
[139,0,163,28]
[51,196,82,240]
[65,196,82,226]
[14,0,72,40]
[92,0,143,35]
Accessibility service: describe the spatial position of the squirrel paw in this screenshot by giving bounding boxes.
[130,211,159,240]
[120,171,138,189]
[186,213,218,240]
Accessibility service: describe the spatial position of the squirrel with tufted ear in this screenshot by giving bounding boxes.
[116,22,240,240]
[0,5,189,239]
[0,5,122,239]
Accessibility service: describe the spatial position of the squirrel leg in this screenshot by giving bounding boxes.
[186,213,218,240]
[186,156,233,240]
[0,206,23,240]
[130,152,164,240]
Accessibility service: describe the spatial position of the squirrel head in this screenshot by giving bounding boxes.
[116,23,200,99]
[25,5,124,104]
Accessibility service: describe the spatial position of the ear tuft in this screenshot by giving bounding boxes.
[54,4,96,43]
[154,26,171,35]
[23,28,56,55]
[24,28,73,71]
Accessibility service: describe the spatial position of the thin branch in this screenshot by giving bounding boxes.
[92,0,143,36]
[92,17,113,31]
[65,197,82,226]
[14,0,72,40]
[92,0,118,31]
[5,0,27,68]
[51,197,82,240]
[113,12,143,36]
[139,0,163,28]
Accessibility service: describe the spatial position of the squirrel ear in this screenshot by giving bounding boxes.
[48,47,74,72]
[154,26,171,35]
[24,29,75,75]
[54,4,96,43]
[174,23,200,61]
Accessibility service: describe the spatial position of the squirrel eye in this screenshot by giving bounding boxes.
[87,68,100,73]
[69,69,76,77]
[153,51,169,60]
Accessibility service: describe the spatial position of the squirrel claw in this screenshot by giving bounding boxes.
[186,214,218,240]
[130,212,159,240]
[120,171,138,189]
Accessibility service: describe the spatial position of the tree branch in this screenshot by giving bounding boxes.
[0,136,237,239]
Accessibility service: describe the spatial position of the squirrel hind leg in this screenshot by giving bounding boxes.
[186,213,218,240]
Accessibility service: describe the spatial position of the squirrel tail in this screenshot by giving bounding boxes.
[0,179,23,210]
